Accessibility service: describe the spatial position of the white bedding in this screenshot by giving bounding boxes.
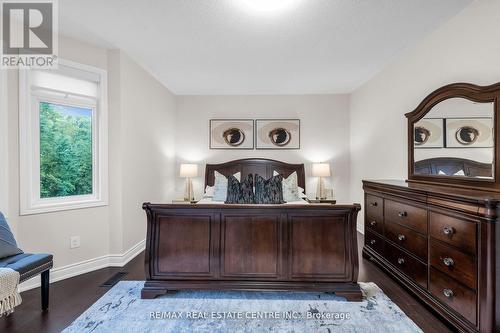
[197,197,310,205]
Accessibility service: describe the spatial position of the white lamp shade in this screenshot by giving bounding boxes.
[180,164,198,178]
[312,163,331,177]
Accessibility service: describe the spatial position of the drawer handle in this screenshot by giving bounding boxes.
[397,234,406,241]
[370,202,378,207]
[397,258,405,265]
[443,257,455,267]
[442,226,455,236]
[443,289,454,298]
[370,220,377,226]
[370,239,376,245]
[398,211,408,218]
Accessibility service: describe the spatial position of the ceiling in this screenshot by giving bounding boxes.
[59,0,472,95]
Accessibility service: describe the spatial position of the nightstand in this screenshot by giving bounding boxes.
[307,199,336,204]
[172,199,198,204]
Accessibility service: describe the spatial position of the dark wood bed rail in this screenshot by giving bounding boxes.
[141,203,362,301]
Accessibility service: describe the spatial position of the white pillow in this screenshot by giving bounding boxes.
[213,171,241,202]
[274,170,301,202]
[203,186,215,198]
[438,170,466,176]
[298,186,307,199]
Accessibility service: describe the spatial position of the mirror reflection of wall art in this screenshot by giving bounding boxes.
[255,119,300,149]
[445,118,494,148]
[413,118,444,148]
[210,119,254,149]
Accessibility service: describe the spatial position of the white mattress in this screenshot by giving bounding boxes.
[197,197,310,205]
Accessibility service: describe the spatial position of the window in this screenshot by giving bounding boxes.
[39,102,93,198]
[19,59,108,215]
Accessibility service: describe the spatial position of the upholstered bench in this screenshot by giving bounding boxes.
[0,212,53,311]
[0,253,53,310]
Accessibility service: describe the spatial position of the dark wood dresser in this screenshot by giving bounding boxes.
[362,180,499,333]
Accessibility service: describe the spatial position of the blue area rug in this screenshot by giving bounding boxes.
[63,281,422,333]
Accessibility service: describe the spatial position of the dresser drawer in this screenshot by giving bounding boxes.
[430,239,477,290]
[385,241,427,289]
[365,217,384,235]
[384,221,427,260]
[365,194,383,231]
[429,212,476,255]
[365,229,384,255]
[430,268,477,325]
[385,200,427,234]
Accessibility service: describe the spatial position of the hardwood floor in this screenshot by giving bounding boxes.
[1,233,454,333]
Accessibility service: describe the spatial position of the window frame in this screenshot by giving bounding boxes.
[19,59,108,215]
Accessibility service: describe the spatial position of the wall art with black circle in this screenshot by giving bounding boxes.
[255,119,300,150]
[209,119,254,149]
[413,118,444,148]
[445,118,493,148]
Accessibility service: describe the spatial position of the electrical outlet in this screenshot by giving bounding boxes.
[70,236,80,249]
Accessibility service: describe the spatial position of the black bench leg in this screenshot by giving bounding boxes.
[41,270,49,311]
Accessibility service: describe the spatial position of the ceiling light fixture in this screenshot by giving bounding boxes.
[240,0,302,13]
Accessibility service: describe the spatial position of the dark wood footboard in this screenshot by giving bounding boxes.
[141,203,362,301]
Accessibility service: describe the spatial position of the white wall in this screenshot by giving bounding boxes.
[106,50,177,254]
[3,37,176,290]
[350,0,500,232]
[116,51,176,252]
[107,50,125,255]
[175,94,352,203]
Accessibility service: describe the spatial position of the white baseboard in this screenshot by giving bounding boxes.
[108,239,146,267]
[19,239,145,292]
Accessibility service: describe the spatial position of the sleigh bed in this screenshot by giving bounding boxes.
[141,158,362,301]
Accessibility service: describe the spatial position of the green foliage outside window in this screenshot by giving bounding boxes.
[39,101,93,198]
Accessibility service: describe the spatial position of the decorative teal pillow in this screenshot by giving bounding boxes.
[0,212,23,259]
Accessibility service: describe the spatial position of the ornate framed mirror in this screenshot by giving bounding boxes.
[406,83,500,192]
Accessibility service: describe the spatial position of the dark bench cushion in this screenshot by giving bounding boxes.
[0,253,53,282]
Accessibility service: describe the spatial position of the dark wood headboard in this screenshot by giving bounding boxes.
[414,157,492,178]
[205,158,306,191]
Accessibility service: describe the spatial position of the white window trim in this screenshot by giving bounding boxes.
[0,70,8,217]
[19,59,108,215]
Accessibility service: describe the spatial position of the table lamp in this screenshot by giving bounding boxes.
[180,164,198,201]
[312,163,331,200]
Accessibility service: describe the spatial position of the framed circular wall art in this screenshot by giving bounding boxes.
[210,119,254,149]
[255,119,300,150]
